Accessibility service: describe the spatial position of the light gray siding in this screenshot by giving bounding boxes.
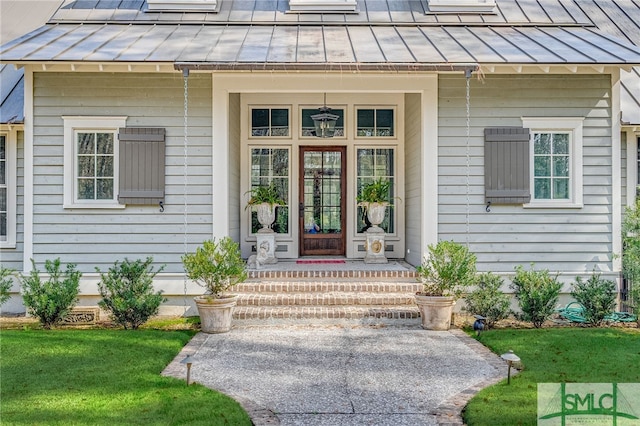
[439,74,613,274]
[32,72,213,273]
[228,92,241,241]
[1,130,24,270]
[404,93,422,266]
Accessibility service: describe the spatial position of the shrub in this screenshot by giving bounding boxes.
[464,272,511,328]
[97,258,166,330]
[571,272,616,326]
[511,264,562,328]
[21,258,81,329]
[622,199,640,316]
[0,266,15,307]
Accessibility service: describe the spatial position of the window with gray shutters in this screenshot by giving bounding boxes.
[484,127,531,204]
[118,128,165,205]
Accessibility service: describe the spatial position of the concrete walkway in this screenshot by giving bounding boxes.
[162,324,507,426]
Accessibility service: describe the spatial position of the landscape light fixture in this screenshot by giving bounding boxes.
[311,93,339,138]
[180,354,195,385]
[500,350,520,385]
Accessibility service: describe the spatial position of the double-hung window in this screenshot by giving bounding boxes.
[0,132,16,247]
[63,117,127,208]
[522,117,583,208]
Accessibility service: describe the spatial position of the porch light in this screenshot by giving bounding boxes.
[500,350,520,385]
[311,94,339,138]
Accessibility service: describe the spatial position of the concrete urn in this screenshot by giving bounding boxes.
[414,294,456,331]
[255,203,277,232]
[194,295,239,333]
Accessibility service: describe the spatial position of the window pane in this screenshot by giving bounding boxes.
[357,109,375,136]
[357,149,374,176]
[553,134,569,154]
[0,162,5,185]
[271,109,289,136]
[273,149,289,176]
[534,178,551,199]
[249,148,290,234]
[553,156,569,177]
[96,133,114,154]
[376,109,394,136]
[0,187,6,210]
[96,179,114,200]
[301,108,344,137]
[534,156,550,177]
[356,148,395,233]
[0,137,5,158]
[77,179,95,199]
[77,133,95,154]
[534,133,551,154]
[96,157,113,177]
[0,213,5,237]
[251,109,270,136]
[77,156,95,177]
[553,178,569,199]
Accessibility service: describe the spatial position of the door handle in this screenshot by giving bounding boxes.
[299,202,304,218]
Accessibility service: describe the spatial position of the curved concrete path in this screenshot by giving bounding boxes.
[163,324,507,425]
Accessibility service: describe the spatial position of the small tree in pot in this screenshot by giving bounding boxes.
[415,240,477,330]
[182,237,248,333]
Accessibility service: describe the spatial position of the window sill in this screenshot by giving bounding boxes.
[64,203,126,210]
[523,202,583,209]
[0,242,16,249]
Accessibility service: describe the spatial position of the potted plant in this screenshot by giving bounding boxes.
[182,237,248,333]
[245,182,286,232]
[357,178,393,231]
[415,240,477,330]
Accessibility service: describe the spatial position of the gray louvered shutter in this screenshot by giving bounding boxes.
[484,127,531,204]
[118,128,165,205]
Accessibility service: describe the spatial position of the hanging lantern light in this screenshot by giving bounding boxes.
[311,94,339,138]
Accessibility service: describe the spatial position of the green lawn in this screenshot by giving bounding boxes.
[0,329,252,426]
[464,327,640,426]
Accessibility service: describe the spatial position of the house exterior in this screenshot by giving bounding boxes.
[1,0,639,314]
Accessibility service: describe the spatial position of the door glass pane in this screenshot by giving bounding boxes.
[303,150,342,234]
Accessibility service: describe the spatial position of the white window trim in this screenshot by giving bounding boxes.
[354,106,397,140]
[0,130,17,248]
[63,116,127,209]
[146,0,219,12]
[289,0,357,13]
[428,0,497,13]
[248,106,292,140]
[522,117,584,209]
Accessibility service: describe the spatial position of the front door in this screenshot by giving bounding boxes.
[299,146,346,256]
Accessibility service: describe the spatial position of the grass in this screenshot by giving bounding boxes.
[463,327,640,425]
[0,328,252,426]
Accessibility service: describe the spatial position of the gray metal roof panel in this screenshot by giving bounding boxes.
[3,23,640,65]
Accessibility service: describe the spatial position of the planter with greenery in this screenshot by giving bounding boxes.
[245,182,286,232]
[357,178,392,230]
[414,240,477,330]
[182,237,248,333]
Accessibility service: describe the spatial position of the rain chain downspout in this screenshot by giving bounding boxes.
[465,67,473,248]
[183,68,190,316]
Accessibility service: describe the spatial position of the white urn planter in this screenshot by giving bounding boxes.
[414,294,456,331]
[256,203,277,232]
[194,295,239,334]
[364,202,388,231]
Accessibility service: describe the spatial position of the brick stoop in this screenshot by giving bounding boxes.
[233,269,422,323]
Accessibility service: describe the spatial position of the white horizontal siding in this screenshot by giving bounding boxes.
[438,74,614,275]
[31,72,213,273]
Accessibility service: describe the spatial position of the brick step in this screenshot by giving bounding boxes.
[236,292,417,307]
[234,281,422,293]
[233,305,420,321]
[247,269,418,280]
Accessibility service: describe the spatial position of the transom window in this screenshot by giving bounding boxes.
[356,148,396,233]
[250,108,290,138]
[250,148,289,234]
[522,117,583,208]
[301,107,345,138]
[356,108,395,138]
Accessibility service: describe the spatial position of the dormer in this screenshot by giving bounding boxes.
[289,0,358,13]
[428,0,496,14]
[146,0,219,12]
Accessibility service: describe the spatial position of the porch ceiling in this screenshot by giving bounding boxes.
[2,23,640,68]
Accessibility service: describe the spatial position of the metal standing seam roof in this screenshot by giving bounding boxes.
[2,23,640,68]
